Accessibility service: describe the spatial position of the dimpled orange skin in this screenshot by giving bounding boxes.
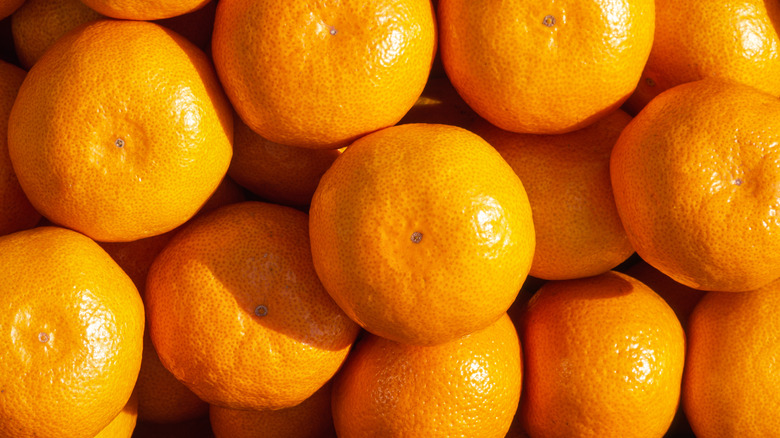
[520,271,686,438]
[611,79,780,292]
[145,201,361,411]
[211,0,436,149]
[0,226,144,438]
[683,281,780,437]
[623,0,780,115]
[209,381,337,438]
[11,0,104,69]
[309,123,535,346]
[228,117,342,209]
[475,110,634,280]
[7,19,233,243]
[0,60,40,237]
[78,0,211,20]
[332,314,522,438]
[438,0,654,134]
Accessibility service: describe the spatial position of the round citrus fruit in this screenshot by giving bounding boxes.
[309,123,535,346]
[228,117,342,209]
[438,0,654,134]
[624,0,780,115]
[11,0,103,69]
[8,19,233,242]
[333,313,521,437]
[0,59,39,237]
[474,109,634,280]
[0,226,144,438]
[683,281,780,436]
[611,78,780,292]
[78,0,211,20]
[209,381,336,438]
[145,201,361,410]
[519,271,685,437]
[211,0,436,148]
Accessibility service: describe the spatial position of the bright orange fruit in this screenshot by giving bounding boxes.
[146,201,361,410]
[8,20,233,242]
[624,0,780,115]
[212,0,436,148]
[475,110,634,280]
[332,314,521,437]
[683,281,780,437]
[438,0,654,134]
[519,271,685,438]
[310,123,535,346]
[611,78,780,292]
[0,226,144,438]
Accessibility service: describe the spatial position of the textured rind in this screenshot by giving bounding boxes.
[333,314,522,437]
[520,271,685,438]
[476,110,634,280]
[438,0,655,134]
[145,201,360,411]
[7,19,233,242]
[309,123,535,346]
[626,0,780,113]
[212,0,437,148]
[0,226,144,438]
[611,78,780,291]
[683,281,780,436]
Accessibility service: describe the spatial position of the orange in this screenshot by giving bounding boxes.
[209,381,336,438]
[101,176,244,424]
[0,0,23,20]
[474,109,634,280]
[10,0,103,69]
[309,123,535,346]
[228,117,342,209]
[0,226,144,438]
[211,0,436,149]
[624,0,780,115]
[397,75,480,129]
[78,0,211,20]
[683,280,780,437]
[437,0,654,134]
[8,19,234,242]
[94,391,138,438]
[519,271,685,437]
[611,78,780,292]
[332,313,522,437]
[623,259,707,330]
[0,59,39,236]
[145,201,361,410]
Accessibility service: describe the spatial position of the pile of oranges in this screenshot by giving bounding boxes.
[0,0,778,437]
